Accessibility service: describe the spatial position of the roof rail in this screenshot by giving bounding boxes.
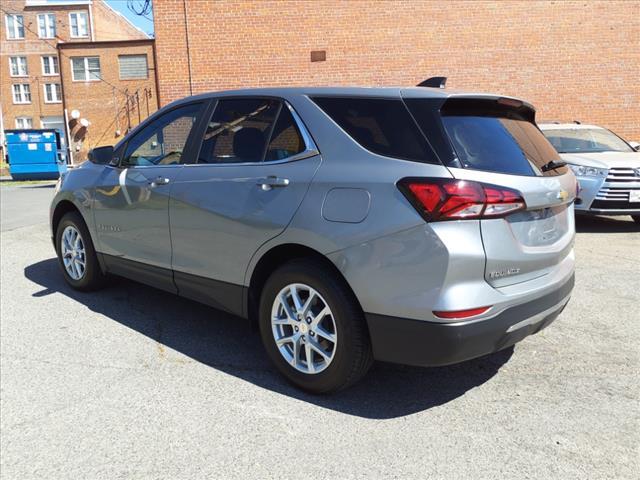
[417,76,447,89]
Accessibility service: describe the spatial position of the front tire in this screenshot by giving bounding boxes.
[258,259,373,393]
[55,211,107,291]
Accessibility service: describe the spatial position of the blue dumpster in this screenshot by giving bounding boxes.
[5,129,67,180]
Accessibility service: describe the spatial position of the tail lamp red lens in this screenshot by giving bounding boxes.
[398,178,526,221]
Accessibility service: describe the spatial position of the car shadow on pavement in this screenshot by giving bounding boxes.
[575,215,639,233]
[25,258,513,419]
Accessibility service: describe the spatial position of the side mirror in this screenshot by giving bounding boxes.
[88,145,115,165]
[629,141,640,151]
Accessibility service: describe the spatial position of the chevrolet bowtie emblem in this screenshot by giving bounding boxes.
[634,168,640,177]
[557,190,569,201]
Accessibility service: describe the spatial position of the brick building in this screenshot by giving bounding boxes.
[58,39,158,160]
[153,0,640,141]
[1,0,155,162]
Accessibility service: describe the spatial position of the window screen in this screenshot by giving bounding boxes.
[119,55,148,79]
[198,98,279,164]
[311,97,438,164]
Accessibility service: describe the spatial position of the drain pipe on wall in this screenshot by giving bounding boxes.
[183,0,194,96]
[88,2,95,41]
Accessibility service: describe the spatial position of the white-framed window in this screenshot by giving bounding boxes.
[71,56,100,81]
[43,83,62,103]
[118,54,148,79]
[9,56,28,77]
[69,11,89,38]
[42,55,59,75]
[15,117,33,129]
[12,84,31,104]
[5,14,25,39]
[37,13,56,38]
[12,83,31,103]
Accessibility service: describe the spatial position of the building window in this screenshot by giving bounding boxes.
[69,12,89,38]
[12,84,31,104]
[44,83,62,103]
[118,54,148,79]
[9,56,28,77]
[15,117,33,129]
[42,55,59,75]
[37,13,56,38]
[71,57,100,81]
[5,14,25,39]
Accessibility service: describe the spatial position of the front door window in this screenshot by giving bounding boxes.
[121,103,202,167]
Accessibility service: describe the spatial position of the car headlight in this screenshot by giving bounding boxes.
[568,164,608,177]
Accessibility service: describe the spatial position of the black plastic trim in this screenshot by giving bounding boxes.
[365,274,575,367]
[101,254,246,318]
[173,270,245,317]
[102,254,177,294]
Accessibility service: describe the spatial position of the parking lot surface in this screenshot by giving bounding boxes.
[1,184,638,479]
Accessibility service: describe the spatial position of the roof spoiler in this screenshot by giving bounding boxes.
[417,76,447,89]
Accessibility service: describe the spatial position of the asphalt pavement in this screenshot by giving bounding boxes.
[0,185,638,479]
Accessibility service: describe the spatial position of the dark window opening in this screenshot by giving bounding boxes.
[312,97,439,164]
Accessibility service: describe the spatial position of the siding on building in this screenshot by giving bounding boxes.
[153,0,640,140]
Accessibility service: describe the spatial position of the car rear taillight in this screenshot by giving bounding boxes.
[398,178,526,221]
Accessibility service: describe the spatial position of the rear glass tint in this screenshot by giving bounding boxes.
[443,116,565,176]
[312,97,438,164]
[406,98,566,176]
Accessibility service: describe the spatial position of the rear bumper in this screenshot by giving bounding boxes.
[365,273,574,367]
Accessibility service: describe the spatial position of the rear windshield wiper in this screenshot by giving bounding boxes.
[541,160,567,172]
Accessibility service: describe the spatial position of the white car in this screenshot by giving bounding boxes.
[539,123,640,223]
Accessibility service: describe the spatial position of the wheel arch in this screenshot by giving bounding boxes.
[246,243,363,323]
[51,199,83,236]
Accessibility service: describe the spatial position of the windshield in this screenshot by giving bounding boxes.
[542,128,633,154]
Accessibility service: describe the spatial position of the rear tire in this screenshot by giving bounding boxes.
[258,259,373,393]
[632,215,640,225]
[55,211,107,291]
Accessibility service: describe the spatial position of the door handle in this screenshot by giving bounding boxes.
[149,176,170,188]
[257,176,290,191]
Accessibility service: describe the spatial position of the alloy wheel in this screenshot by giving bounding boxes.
[61,225,86,280]
[271,283,338,374]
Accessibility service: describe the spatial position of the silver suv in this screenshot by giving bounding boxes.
[51,87,576,393]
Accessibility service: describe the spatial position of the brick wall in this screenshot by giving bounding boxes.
[1,0,148,151]
[153,0,640,140]
[58,40,158,160]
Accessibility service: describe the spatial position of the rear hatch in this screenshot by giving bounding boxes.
[405,94,576,288]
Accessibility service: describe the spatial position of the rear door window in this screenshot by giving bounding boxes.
[198,98,279,164]
[312,97,439,164]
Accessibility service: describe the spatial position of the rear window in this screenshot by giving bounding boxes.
[312,97,438,164]
[407,98,567,176]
